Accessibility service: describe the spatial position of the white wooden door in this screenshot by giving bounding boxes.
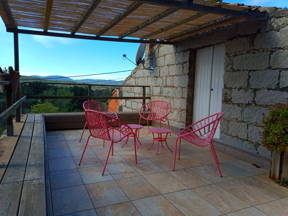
[193,44,225,139]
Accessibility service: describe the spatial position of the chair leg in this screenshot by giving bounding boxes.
[102,141,113,176]
[79,121,87,142]
[79,135,91,165]
[112,141,114,156]
[133,136,138,164]
[178,138,182,160]
[167,119,172,135]
[210,142,223,177]
[172,138,180,171]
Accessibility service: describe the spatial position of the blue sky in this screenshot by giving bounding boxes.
[0,0,287,80]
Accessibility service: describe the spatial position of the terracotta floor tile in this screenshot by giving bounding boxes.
[228,160,267,176]
[226,207,267,216]
[170,168,211,188]
[108,162,136,175]
[130,159,165,175]
[116,176,160,200]
[96,202,140,216]
[191,165,234,183]
[50,169,82,190]
[151,155,174,171]
[52,185,93,216]
[48,147,72,159]
[70,146,97,161]
[133,195,183,216]
[255,197,288,216]
[86,180,128,208]
[193,184,249,214]
[49,157,76,172]
[79,166,113,184]
[165,190,221,216]
[144,172,187,194]
[173,157,207,169]
[217,177,288,206]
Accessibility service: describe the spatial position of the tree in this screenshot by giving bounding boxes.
[31,102,59,113]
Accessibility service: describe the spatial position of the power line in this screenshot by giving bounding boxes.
[21,69,133,81]
[65,69,133,78]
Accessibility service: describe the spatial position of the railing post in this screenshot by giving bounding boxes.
[88,85,91,99]
[15,76,21,122]
[142,86,146,107]
[14,31,21,122]
[6,68,14,136]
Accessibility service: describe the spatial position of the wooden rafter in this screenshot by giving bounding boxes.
[96,1,142,36]
[7,28,173,44]
[143,12,205,38]
[0,0,16,29]
[140,0,267,17]
[43,0,53,31]
[71,0,101,34]
[120,7,178,38]
[166,16,245,41]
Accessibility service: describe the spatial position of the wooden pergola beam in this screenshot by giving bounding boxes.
[7,28,173,44]
[143,12,205,38]
[0,0,16,29]
[120,7,178,38]
[96,1,142,36]
[139,0,267,17]
[43,0,53,31]
[71,0,101,34]
[166,16,244,41]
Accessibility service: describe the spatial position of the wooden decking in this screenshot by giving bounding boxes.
[0,114,46,216]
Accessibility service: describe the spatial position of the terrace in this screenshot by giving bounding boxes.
[1,0,288,215]
[44,128,288,216]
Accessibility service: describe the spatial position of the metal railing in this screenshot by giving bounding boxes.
[21,81,150,112]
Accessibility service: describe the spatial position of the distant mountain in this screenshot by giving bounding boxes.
[31,75,74,82]
[22,75,123,85]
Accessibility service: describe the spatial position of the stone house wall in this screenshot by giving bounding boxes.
[122,45,190,129]
[122,8,288,158]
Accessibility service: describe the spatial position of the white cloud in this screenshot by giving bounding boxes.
[32,35,74,48]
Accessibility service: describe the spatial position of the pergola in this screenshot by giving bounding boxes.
[0,0,268,72]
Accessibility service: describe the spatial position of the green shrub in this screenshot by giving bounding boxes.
[31,102,59,113]
[262,104,288,152]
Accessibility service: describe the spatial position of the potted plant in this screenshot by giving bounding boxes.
[262,104,288,183]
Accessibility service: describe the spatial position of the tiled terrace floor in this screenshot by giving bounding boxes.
[46,128,288,216]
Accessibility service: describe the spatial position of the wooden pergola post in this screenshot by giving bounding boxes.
[14,31,21,122]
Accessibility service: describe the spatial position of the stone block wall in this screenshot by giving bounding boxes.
[122,8,288,158]
[122,45,189,129]
[221,9,288,157]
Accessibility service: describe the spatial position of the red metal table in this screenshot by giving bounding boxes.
[148,127,173,154]
[122,124,143,149]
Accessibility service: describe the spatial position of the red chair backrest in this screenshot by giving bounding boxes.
[83,100,107,112]
[85,110,111,140]
[140,100,172,120]
[182,112,224,139]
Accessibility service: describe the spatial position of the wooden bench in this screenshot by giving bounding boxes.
[0,114,46,216]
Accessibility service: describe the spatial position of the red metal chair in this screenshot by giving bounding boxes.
[172,112,224,177]
[139,100,172,129]
[78,110,138,176]
[80,100,103,142]
[80,100,116,142]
